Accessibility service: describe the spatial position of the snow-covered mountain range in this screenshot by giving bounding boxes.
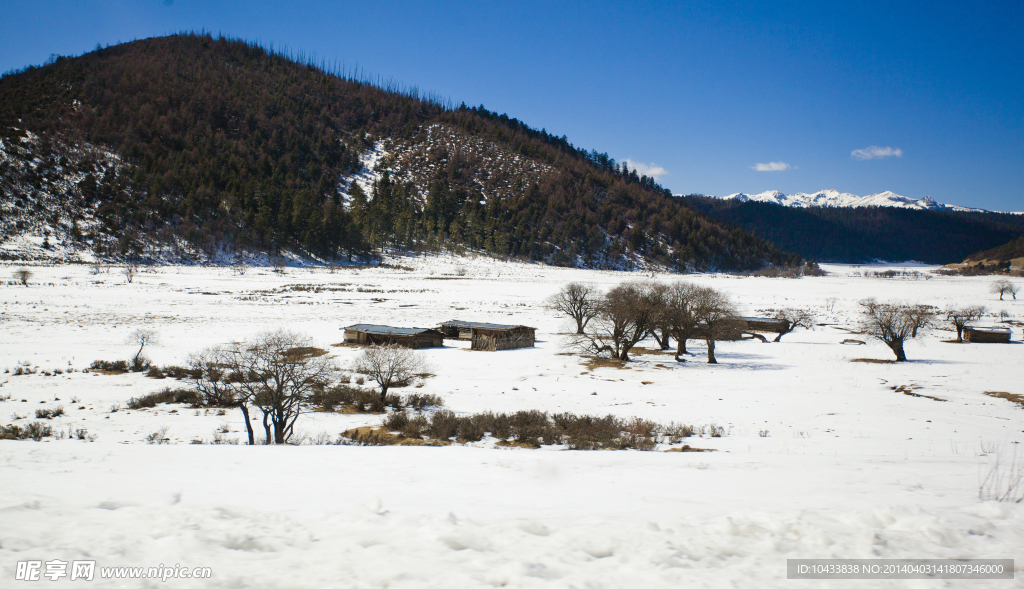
[714,190,984,212]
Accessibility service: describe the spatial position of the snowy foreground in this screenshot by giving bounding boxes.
[1,258,1022,588]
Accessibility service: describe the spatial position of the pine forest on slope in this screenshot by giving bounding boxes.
[681,196,1024,264]
[0,33,799,271]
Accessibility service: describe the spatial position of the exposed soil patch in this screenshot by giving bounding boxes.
[851,358,896,364]
[665,445,715,452]
[984,391,1024,410]
[894,384,946,402]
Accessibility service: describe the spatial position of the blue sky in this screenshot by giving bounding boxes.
[2,1,1022,211]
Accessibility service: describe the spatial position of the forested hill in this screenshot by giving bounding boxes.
[0,33,799,271]
[681,196,1024,264]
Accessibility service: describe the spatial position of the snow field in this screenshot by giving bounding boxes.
[1,257,1022,587]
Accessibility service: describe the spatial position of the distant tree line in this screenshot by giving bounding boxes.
[682,196,1024,265]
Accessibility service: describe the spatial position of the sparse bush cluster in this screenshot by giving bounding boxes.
[89,359,130,373]
[0,422,53,441]
[35,405,65,419]
[126,388,198,410]
[370,409,714,450]
[310,386,443,413]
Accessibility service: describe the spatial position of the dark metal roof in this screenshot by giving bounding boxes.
[440,320,536,331]
[345,324,441,336]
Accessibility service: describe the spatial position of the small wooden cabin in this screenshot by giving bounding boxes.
[343,324,444,349]
[438,320,537,351]
[738,316,790,333]
[963,326,1012,343]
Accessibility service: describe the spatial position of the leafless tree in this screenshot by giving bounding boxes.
[945,305,986,342]
[660,281,700,360]
[224,330,333,444]
[991,279,1018,301]
[122,260,138,283]
[647,283,674,350]
[548,282,601,334]
[127,328,158,370]
[859,299,926,361]
[692,286,739,364]
[186,346,238,407]
[270,255,287,273]
[354,344,427,402]
[572,282,661,361]
[903,304,937,338]
[13,269,31,286]
[771,308,816,342]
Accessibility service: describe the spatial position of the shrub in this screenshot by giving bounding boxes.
[146,366,166,379]
[90,359,129,373]
[162,365,201,380]
[145,426,170,444]
[126,388,198,409]
[1,422,53,441]
[35,405,65,419]
[403,393,444,411]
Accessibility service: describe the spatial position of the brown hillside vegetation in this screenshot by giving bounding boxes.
[0,33,799,271]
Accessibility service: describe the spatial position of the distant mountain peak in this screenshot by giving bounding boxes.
[713,190,983,212]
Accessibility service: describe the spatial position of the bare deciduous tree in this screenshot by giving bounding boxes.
[573,282,661,361]
[548,282,601,334]
[127,328,158,370]
[354,344,427,402]
[186,346,238,407]
[660,281,700,360]
[771,308,815,342]
[692,286,739,364]
[903,304,936,338]
[13,269,32,286]
[991,279,1018,301]
[225,330,332,444]
[945,305,986,342]
[122,260,138,283]
[860,299,926,361]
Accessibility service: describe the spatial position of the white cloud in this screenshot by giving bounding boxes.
[851,146,903,160]
[751,161,793,172]
[624,159,668,179]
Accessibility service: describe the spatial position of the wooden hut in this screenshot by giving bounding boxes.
[438,320,537,351]
[963,326,1012,343]
[738,316,790,333]
[343,324,444,348]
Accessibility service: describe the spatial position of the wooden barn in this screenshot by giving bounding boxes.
[343,324,444,349]
[438,320,537,351]
[963,326,1012,343]
[738,316,790,333]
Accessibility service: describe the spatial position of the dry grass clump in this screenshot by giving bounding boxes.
[34,405,65,419]
[984,391,1024,410]
[580,356,631,372]
[850,358,897,364]
[367,410,707,450]
[126,388,199,409]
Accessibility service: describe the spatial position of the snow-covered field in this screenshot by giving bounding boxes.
[1,258,1022,587]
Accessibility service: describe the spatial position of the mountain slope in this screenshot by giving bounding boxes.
[0,33,799,271]
[718,189,981,212]
[964,235,1024,265]
[681,195,1024,264]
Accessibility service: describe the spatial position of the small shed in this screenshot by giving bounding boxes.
[343,324,444,349]
[438,320,537,351]
[738,316,790,333]
[963,326,1012,343]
